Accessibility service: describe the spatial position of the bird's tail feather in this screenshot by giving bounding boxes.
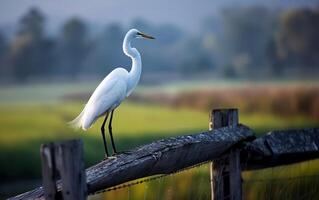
[68,110,85,130]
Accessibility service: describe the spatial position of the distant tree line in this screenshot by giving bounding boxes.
[0,6,318,83]
[212,6,319,78]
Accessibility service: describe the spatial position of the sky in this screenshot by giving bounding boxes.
[0,0,317,33]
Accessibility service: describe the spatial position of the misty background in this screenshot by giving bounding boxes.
[0,0,318,84]
[1,1,319,199]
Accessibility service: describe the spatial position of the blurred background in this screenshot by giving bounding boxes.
[0,0,319,199]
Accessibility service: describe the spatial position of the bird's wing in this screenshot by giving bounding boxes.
[89,68,129,100]
[81,74,128,130]
[69,68,129,130]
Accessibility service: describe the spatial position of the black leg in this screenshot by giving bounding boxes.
[101,112,109,157]
[108,109,117,154]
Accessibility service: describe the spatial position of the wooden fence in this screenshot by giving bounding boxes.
[10,108,319,200]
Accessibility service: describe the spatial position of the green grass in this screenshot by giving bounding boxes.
[242,159,319,200]
[1,101,316,147]
[0,102,208,145]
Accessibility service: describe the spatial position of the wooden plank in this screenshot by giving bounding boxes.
[229,149,242,200]
[15,140,86,200]
[212,108,238,129]
[211,157,227,200]
[40,143,60,200]
[266,128,319,154]
[210,108,242,200]
[86,125,253,193]
[210,109,226,200]
[55,140,87,200]
[245,127,319,170]
[11,125,254,199]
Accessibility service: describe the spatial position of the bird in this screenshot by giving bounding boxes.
[69,29,155,158]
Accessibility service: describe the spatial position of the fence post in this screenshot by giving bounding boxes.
[41,143,60,200]
[210,108,242,200]
[229,149,242,200]
[41,139,87,200]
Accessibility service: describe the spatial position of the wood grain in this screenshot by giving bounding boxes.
[11,124,253,200]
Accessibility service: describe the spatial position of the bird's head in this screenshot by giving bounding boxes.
[123,29,155,57]
[127,29,155,40]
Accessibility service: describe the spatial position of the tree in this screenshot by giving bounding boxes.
[275,8,319,68]
[58,18,89,77]
[18,8,44,40]
[0,32,6,57]
[221,7,277,76]
[83,23,124,76]
[178,37,215,75]
[0,32,8,79]
[8,7,54,81]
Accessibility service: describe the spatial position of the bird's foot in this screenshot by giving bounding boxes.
[103,155,117,161]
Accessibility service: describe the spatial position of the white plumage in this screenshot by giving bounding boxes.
[69,29,154,157]
[70,68,128,130]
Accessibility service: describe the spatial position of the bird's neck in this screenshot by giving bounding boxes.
[123,38,142,94]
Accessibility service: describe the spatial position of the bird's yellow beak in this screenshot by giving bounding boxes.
[137,32,155,40]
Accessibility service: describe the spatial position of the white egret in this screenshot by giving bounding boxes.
[70,29,155,158]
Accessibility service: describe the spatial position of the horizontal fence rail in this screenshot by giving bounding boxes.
[11,124,254,199]
[245,128,319,170]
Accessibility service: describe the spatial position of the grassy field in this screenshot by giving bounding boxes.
[1,81,319,199]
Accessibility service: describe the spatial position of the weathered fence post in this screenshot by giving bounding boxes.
[40,139,87,200]
[210,108,242,200]
[41,143,59,200]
